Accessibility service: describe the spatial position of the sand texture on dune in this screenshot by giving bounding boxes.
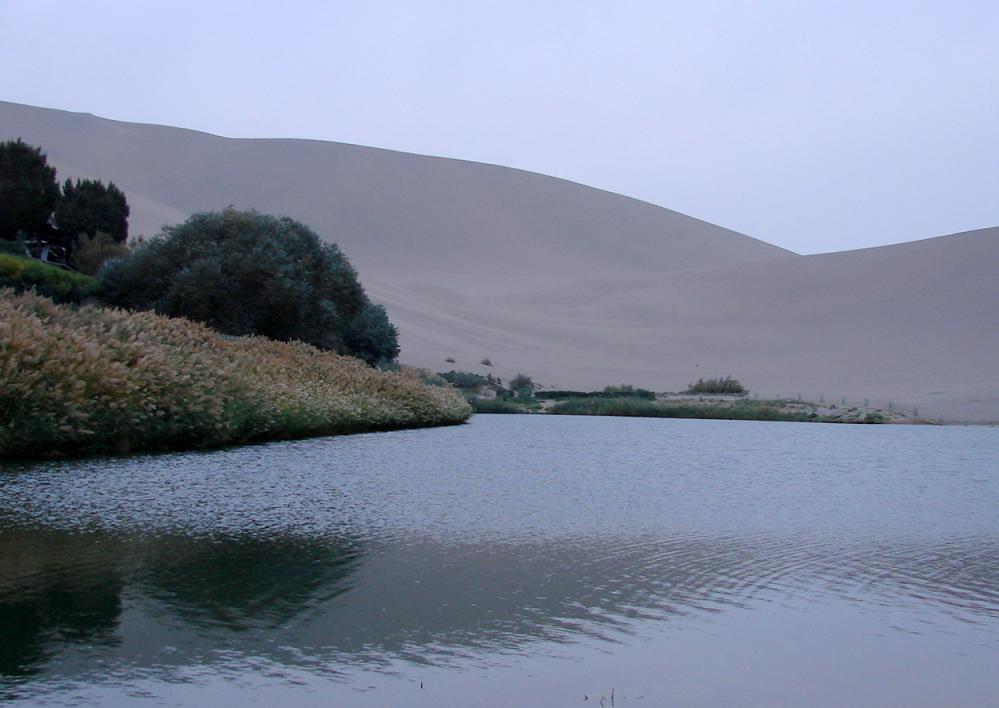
[3,101,997,421]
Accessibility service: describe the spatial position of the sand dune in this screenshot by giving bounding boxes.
[2,100,997,420]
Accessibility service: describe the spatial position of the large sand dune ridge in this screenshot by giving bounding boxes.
[2,100,997,420]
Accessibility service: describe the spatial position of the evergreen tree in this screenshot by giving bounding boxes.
[54,178,130,244]
[0,139,59,240]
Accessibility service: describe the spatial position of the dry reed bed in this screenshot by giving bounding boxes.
[0,290,471,458]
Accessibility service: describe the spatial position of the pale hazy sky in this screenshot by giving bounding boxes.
[2,0,997,253]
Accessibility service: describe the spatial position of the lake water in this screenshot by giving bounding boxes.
[1,415,997,706]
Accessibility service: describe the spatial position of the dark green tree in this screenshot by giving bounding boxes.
[54,179,129,245]
[101,208,399,364]
[342,302,400,366]
[0,139,59,240]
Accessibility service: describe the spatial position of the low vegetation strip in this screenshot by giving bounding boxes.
[548,397,885,423]
[0,290,471,458]
[535,388,656,401]
[469,398,530,414]
[0,253,102,303]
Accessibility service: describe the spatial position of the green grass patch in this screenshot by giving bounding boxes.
[470,398,531,414]
[535,388,656,401]
[0,253,101,303]
[548,397,882,423]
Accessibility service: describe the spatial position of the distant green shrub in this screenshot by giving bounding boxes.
[439,370,503,391]
[0,253,101,302]
[686,376,747,395]
[509,374,535,399]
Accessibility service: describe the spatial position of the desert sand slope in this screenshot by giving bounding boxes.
[1,101,996,420]
[369,227,999,421]
[0,101,791,293]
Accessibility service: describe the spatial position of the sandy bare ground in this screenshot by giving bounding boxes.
[2,101,997,421]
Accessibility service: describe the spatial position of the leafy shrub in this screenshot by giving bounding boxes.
[0,253,101,302]
[100,208,399,365]
[438,370,503,390]
[70,231,129,275]
[686,376,747,394]
[509,374,535,399]
[0,290,470,458]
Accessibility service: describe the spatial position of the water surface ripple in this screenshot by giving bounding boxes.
[0,415,996,705]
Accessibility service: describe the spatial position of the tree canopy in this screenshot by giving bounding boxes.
[100,208,399,365]
[55,178,129,244]
[0,140,130,271]
[0,139,59,240]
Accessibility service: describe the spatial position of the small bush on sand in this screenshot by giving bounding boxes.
[686,376,746,395]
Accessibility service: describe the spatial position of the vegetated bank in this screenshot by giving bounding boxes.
[541,376,889,423]
[547,396,885,423]
[435,368,889,423]
[0,290,471,459]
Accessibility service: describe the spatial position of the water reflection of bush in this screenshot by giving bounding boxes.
[0,527,362,682]
[0,527,124,678]
[138,533,362,630]
[2,526,997,684]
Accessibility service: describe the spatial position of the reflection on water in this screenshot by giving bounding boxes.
[0,527,123,678]
[0,416,997,704]
[139,534,361,631]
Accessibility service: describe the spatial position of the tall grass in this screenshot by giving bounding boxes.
[0,290,471,458]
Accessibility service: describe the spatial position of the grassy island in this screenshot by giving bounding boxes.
[0,290,471,458]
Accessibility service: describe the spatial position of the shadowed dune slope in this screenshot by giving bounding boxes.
[2,101,997,420]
